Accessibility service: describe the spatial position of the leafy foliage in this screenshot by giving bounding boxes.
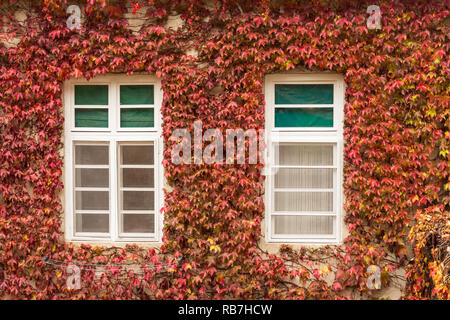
[0,0,448,299]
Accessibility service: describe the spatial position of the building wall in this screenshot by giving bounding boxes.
[2,0,447,300]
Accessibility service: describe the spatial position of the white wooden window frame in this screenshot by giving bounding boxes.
[264,73,344,244]
[64,75,163,242]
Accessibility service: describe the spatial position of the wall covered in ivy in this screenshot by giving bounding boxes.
[0,0,448,299]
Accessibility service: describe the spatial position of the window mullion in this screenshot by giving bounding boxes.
[112,82,118,242]
[111,138,118,242]
[153,139,158,241]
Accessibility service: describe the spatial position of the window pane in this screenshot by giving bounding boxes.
[75,108,108,128]
[273,215,333,235]
[75,191,109,211]
[122,214,154,233]
[275,107,333,127]
[76,214,109,233]
[275,168,333,188]
[75,85,108,105]
[122,168,154,188]
[121,145,154,165]
[120,85,154,105]
[275,84,333,104]
[120,108,154,128]
[122,191,154,210]
[278,144,333,166]
[274,192,333,212]
[75,168,109,188]
[75,145,109,165]
[279,144,333,166]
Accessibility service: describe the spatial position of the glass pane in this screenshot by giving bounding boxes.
[75,85,108,105]
[75,168,109,188]
[275,84,333,104]
[120,108,154,127]
[122,214,155,233]
[278,144,333,166]
[76,214,109,233]
[122,168,154,188]
[274,215,333,235]
[122,191,154,210]
[75,108,108,128]
[275,107,333,127]
[274,192,333,212]
[75,145,109,165]
[275,168,333,188]
[120,85,154,105]
[121,145,154,165]
[75,191,109,210]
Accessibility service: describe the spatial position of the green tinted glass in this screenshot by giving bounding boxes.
[275,108,333,127]
[120,108,154,127]
[75,85,108,105]
[120,85,154,105]
[75,108,108,128]
[275,84,333,105]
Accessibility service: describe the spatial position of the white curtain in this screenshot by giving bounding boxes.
[119,144,155,234]
[278,144,333,166]
[275,168,333,188]
[273,144,335,236]
[274,216,333,235]
[274,192,333,212]
[74,144,110,233]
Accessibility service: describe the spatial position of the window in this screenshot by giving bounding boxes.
[64,75,162,242]
[264,74,344,243]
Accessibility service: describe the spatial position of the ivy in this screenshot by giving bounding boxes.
[0,0,448,299]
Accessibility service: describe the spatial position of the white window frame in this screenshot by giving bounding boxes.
[64,74,163,242]
[264,73,344,244]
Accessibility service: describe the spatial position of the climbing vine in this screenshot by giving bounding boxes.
[0,0,448,299]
